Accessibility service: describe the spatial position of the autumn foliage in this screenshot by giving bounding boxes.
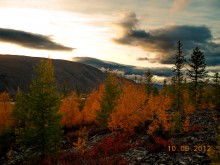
[82,84,104,124]
[147,94,172,134]
[60,91,83,128]
[0,92,12,133]
[108,82,147,133]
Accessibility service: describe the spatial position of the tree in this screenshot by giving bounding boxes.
[11,88,28,144]
[0,91,12,133]
[212,72,220,109]
[147,93,172,135]
[144,69,154,96]
[0,92,13,153]
[187,47,207,109]
[21,59,62,158]
[96,73,121,128]
[173,41,186,113]
[82,84,104,125]
[59,91,83,128]
[108,82,147,134]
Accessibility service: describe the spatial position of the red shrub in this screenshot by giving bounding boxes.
[153,136,170,148]
[190,126,205,132]
[83,132,133,159]
[58,133,131,164]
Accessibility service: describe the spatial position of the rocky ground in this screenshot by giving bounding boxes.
[1,109,220,165]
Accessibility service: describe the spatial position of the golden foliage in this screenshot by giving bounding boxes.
[73,126,88,150]
[147,94,172,134]
[82,84,104,124]
[59,91,83,128]
[0,92,13,133]
[108,82,147,133]
[183,116,190,133]
[183,90,195,115]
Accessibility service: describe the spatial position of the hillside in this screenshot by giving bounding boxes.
[0,55,106,95]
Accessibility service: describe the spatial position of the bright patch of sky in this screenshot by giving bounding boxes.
[0,0,219,71]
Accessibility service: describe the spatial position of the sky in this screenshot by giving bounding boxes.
[0,0,220,81]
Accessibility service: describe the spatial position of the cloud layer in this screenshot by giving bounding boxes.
[170,0,191,12]
[0,28,73,51]
[112,12,220,66]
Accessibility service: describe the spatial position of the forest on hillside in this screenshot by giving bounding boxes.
[0,42,220,164]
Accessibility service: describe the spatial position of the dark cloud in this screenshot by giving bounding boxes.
[113,12,220,66]
[73,56,173,77]
[0,28,73,51]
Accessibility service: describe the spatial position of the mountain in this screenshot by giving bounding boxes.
[72,57,173,77]
[0,55,106,96]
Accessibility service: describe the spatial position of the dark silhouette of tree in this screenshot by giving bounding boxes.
[187,46,207,110]
[173,41,186,113]
[144,69,154,96]
[213,72,220,110]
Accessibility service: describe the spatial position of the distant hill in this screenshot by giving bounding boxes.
[0,55,106,96]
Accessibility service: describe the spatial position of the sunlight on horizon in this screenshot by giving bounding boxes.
[0,7,163,68]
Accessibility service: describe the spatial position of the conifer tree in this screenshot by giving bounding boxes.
[144,69,154,96]
[96,73,121,128]
[173,41,185,113]
[187,47,207,110]
[11,88,27,144]
[21,59,62,158]
[213,72,220,109]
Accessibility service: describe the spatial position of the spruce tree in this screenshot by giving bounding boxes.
[144,69,154,96]
[173,41,185,113]
[22,59,62,158]
[213,72,220,109]
[187,46,207,110]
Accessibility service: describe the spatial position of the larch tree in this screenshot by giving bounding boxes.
[11,88,28,144]
[108,82,147,134]
[0,91,13,151]
[173,41,186,113]
[82,84,104,125]
[22,59,62,158]
[187,46,207,110]
[96,73,121,128]
[0,91,12,133]
[59,91,83,128]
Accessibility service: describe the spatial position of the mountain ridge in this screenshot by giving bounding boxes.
[0,55,106,96]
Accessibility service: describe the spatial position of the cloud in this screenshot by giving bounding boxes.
[112,12,220,66]
[170,0,191,12]
[73,56,173,77]
[0,28,73,51]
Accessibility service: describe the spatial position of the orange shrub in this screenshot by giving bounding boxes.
[60,91,83,128]
[108,82,147,133]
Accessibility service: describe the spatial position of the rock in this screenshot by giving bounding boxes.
[136,157,142,161]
